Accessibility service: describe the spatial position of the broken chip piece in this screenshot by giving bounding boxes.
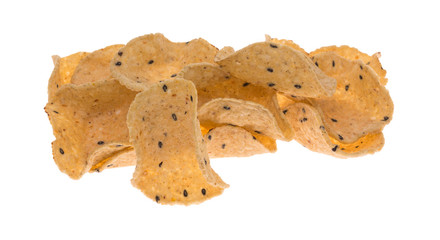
[45,79,137,179]
[127,78,228,205]
[111,33,219,91]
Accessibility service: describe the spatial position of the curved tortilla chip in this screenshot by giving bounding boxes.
[265,35,308,55]
[87,143,135,173]
[204,125,276,158]
[45,79,137,179]
[111,33,218,91]
[283,102,385,158]
[216,41,336,98]
[71,44,124,84]
[127,78,227,205]
[310,45,387,85]
[309,52,393,143]
[178,63,293,140]
[214,46,235,62]
[48,52,89,101]
[198,98,286,140]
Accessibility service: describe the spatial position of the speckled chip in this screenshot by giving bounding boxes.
[127,78,228,205]
[178,63,293,141]
[216,41,336,98]
[283,102,385,158]
[111,33,219,92]
[204,125,276,158]
[45,79,137,179]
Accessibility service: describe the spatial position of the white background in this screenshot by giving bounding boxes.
[1,0,439,239]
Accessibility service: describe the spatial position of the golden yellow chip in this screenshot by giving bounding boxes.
[111,33,219,91]
[283,102,385,158]
[48,52,89,100]
[308,52,393,143]
[127,78,228,205]
[71,44,124,84]
[216,41,336,98]
[45,79,137,179]
[178,63,293,140]
[204,125,276,158]
[310,45,387,85]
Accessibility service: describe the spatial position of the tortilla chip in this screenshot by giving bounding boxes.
[111,33,219,91]
[310,45,387,85]
[178,63,293,140]
[71,44,124,84]
[283,102,385,158]
[87,144,135,173]
[45,79,137,179]
[127,78,228,205]
[214,46,235,62]
[198,98,287,140]
[48,52,89,101]
[265,34,308,55]
[204,125,276,158]
[216,41,336,98]
[308,52,393,143]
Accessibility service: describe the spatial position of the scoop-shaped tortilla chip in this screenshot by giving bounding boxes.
[71,44,124,84]
[216,41,336,98]
[310,45,387,85]
[87,144,135,173]
[265,35,308,55]
[283,102,385,158]
[309,52,393,143]
[204,125,276,158]
[111,33,219,91]
[45,79,137,179]
[198,98,286,140]
[178,63,293,141]
[127,78,228,205]
[48,52,89,101]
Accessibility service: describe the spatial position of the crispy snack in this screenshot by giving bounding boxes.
[71,44,124,84]
[127,78,228,205]
[111,33,219,91]
[216,41,336,98]
[48,52,89,100]
[283,102,385,158]
[178,63,293,141]
[45,79,137,179]
[310,45,387,85]
[198,98,287,140]
[265,35,308,55]
[204,125,276,158]
[309,52,393,143]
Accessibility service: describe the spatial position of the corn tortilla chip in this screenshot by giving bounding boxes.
[71,44,124,84]
[204,125,276,158]
[309,52,393,143]
[216,41,336,98]
[45,79,137,179]
[214,46,235,62]
[87,144,135,173]
[178,63,293,140]
[111,33,218,91]
[283,102,385,158]
[127,78,228,205]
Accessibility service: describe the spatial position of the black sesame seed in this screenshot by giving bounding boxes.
[270,43,278,48]
[302,108,306,113]
[183,190,188,197]
[208,135,212,140]
[315,62,319,67]
[332,60,335,67]
[355,145,359,148]
[294,84,302,89]
[170,74,177,78]
[242,82,250,87]
[253,136,257,140]
[53,111,59,114]
[359,75,363,80]
[159,161,163,167]
[283,109,288,114]
[107,164,113,167]
[115,61,121,66]
[56,84,59,88]
[345,85,350,91]
[332,145,338,152]
[118,51,123,56]
[302,117,308,122]
[59,148,64,155]
[116,144,122,147]
[204,158,207,165]
[254,130,262,134]
[201,188,206,195]
[97,141,105,145]
[155,196,160,203]
[142,116,145,121]
[331,118,338,122]
[171,113,177,121]
[223,106,231,110]
[267,68,274,72]
[222,144,226,149]
[190,95,193,102]
[291,95,297,98]
[185,41,189,44]
[148,60,154,64]
[382,116,389,121]
[320,126,326,131]
[360,65,363,70]
[158,141,163,148]
[338,135,344,140]
[162,85,167,92]
[268,82,276,87]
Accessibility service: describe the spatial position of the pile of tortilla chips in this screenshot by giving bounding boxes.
[45,33,393,205]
